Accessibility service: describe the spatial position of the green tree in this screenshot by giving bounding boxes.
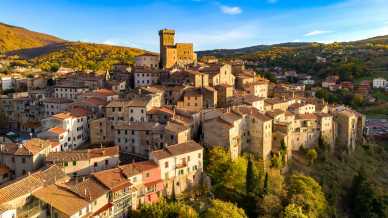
[288,174,328,218]
[307,148,318,165]
[203,199,248,218]
[246,157,256,194]
[263,172,269,195]
[136,199,198,218]
[283,204,308,218]
[280,140,287,165]
[349,170,386,218]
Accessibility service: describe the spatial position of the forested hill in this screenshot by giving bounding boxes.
[0,22,145,72]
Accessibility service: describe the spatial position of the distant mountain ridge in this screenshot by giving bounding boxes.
[0,22,65,53]
[197,36,388,57]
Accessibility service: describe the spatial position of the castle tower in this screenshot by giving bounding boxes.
[159,29,176,69]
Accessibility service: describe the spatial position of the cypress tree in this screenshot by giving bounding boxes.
[263,172,269,195]
[246,157,255,194]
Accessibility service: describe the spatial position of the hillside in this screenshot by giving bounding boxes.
[197,42,315,57]
[0,22,64,53]
[197,36,388,58]
[9,42,145,72]
[0,22,145,72]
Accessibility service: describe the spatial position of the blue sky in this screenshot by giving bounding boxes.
[1,0,388,51]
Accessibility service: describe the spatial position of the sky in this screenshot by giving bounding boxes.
[1,0,388,52]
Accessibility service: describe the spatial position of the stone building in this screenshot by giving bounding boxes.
[159,29,196,69]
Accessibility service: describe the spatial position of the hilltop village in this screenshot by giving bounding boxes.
[0,29,367,218]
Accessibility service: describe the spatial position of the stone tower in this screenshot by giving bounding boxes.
[159,29,176,68]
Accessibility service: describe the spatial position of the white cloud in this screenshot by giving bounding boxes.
[304,30,332,37]
[292,39,301,42]
[220,5,242,15]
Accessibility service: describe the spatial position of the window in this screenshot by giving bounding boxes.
[145,172,150,178]
[94,162,98,167]
[198,153,201,158]
[22,157,26,163]
[105,160,109,165]
[72,161,77,166]
[164,161,169,168]
[64,162,68,167]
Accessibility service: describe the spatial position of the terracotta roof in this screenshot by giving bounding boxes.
[119,160,159,178]
[65,178,109,202]
[48,127,66,135]
[316,113,332,118]
[236,106,272,121]
[264,98,287,105]
[33,184,89,217]
[52,112,76,120]
[92,168,131,192]
[81,97,107,106]
[147,106,174,115]
[165,121,189,133]
[266,109,285,118]
[0,138,53,156]
[92,203,113,216]
[94,88,117,96]
[295,113,318,120]
[0,165,68,205]
[151,140,202,160]
[68,107,92,117]
[47,146,119,162]
[128,98,150,107]
[105,100,131,108]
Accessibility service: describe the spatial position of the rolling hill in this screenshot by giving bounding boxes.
[0,22,64,53]
[0,22,145,72]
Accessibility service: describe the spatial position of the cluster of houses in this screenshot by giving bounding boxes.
[0,29,366,218]
[321,75,372,96]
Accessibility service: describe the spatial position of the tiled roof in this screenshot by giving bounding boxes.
[0,165,68,206]
[105,100,131,108]
[295,113,318,120]
[92,168,131,191]
[266,109,285,118]
[119,160,159,178]
[81,97,107,106]
[65,178,109,202]
[165,121,189,133]
[128,98,150,107]
[236,106,272,121]
[151,140,202,160]
[48,127,66,135]
[33,184,89,217]
[68,107,92,117]
[94,88,117,96]
[52,112,75,120]
[0,138,53,156]
[47,146,119,162]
